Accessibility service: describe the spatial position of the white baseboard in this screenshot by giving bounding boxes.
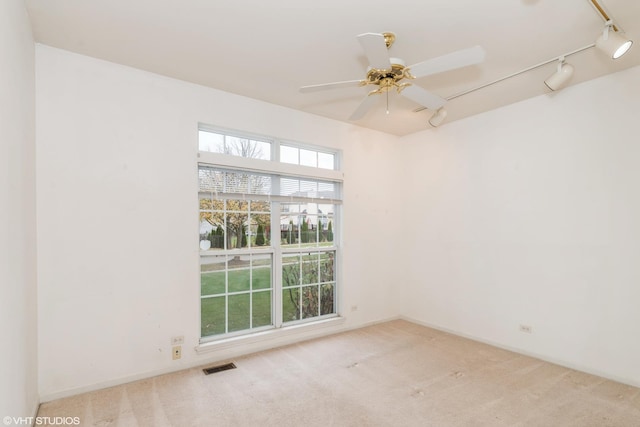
[39,315,639,403]
[400,315,640,389]
[31,400,40,426]
[39,314,401,403]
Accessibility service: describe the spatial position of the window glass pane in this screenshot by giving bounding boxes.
[250,175,272,195]
[252,140,272,160]
[277,178,337,200]
[301,253,318,284]
[301,285,319,319]
[201,255,227,296]
[251,214,271,248]
[252,254,272,290]
[318,182,337,199]
[319,252,335,283]
[252,291,272,328]
[199,197,214,249]
[325,208,336,244]
[226,199,248,212]
[199,168,224,192]
[228,293,250,332]
[280,145,299,165]
[198,131,225,153]
[222,200,248,249]
[280,178,299,197]
[320,284,335,316]
[281,205,300,247]
[223,136,271,160]
[300,149,317,167]
[201,296,225,336]
[300,180,318,195]
[282,254,300,287]
[228,255,251,292]
[205,225,225,250]
[282,288,300,322]
[300,215,316,245]
[224,171,250,193]
[318,152,335,170]
[318,204,335,245]
[251,200,270,214]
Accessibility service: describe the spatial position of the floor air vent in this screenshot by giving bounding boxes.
[203,362,237,375]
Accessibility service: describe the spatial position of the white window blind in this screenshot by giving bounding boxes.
[199,165,342,204]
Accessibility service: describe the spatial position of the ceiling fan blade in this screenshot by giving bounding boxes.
[299,79,365,93]
[408,45,486,78]
[401,85,447,110]
[357,33,391,70]
[349,94,379,121]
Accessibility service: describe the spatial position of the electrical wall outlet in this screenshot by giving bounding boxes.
[171,335,184,345]
[519,324,533,334]
[172,345,182,360]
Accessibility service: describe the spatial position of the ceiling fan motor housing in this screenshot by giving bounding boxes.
[365,57,412,89]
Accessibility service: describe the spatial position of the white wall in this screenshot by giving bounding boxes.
[400,65,640,387]
[36,37,640,400]
[0,0,38,418]
[36,45,401,400]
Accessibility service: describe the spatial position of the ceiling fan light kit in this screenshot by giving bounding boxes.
[299,0,633,129]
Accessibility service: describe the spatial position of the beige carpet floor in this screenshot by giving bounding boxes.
[37,320,640,426]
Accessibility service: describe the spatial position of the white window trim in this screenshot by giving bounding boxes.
[198,123,342,172]
[195,316,345,354]
[197,128,343,343]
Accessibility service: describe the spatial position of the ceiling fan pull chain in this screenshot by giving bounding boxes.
[386,90,389,115]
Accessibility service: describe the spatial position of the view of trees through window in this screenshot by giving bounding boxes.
[198,128,340,340]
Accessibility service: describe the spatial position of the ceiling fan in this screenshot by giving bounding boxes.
[300,32,486,120]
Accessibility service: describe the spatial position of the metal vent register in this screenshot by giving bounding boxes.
[203,362,237,375]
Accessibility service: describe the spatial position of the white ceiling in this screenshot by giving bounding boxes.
[24,0,640,136]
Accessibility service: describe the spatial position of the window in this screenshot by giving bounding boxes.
[280,144,336,170]
[198,130,272,161]
[198,127,341,341]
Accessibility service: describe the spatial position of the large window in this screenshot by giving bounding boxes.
[198,127,341,341]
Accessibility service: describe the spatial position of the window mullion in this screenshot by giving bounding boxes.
[273,199,283,328]
[225,258,229,334]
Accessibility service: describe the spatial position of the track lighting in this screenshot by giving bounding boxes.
[428,108,447,127]
[413,0,632,127]
[596,20,633,59]
[544,57,574,91]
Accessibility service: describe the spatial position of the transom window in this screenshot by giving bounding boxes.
[198,127,341,341]
[198,130,272,161]
[280,144,335,170]
[199,127,337,170]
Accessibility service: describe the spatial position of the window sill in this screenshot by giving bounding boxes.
[195,316,346,355]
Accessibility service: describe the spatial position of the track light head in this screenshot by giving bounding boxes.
[544,59,574,91]
[428,108,447,127]
[596,22,633,59]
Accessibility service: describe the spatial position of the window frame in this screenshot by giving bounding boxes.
[197,126,342,344]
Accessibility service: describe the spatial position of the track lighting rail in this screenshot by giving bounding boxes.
[420,0,633,126]
[446,44,595,102]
